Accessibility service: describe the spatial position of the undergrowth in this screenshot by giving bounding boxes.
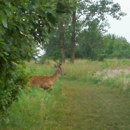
[1,77,64,130]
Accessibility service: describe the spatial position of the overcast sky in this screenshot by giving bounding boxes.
[107,0,130,42]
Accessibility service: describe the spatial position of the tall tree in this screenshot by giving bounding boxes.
[58,21,66,63]
[69,0,126,63]
[70,11,76,63]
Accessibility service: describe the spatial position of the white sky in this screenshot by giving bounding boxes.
[107,0,130,42]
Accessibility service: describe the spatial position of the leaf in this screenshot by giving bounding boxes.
[0,42,10,51]
[0,11,8,28]
[0,26,6,34]
[0,53,7,62]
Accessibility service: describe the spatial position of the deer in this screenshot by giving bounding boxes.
[30,64,66,90]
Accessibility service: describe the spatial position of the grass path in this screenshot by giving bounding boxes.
[59,80,130,130]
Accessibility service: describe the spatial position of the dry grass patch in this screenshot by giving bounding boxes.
[96,67,130,79]
[95,67,130,90]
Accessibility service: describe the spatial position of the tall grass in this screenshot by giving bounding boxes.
[1,82,64,130]
[62,59,130,90]
[62,59,100,82]
[6,84,63,130]
[1,61,64,130]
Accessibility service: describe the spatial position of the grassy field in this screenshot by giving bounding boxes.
[1,59,130,130]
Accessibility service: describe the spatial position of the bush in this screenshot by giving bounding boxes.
[0,62,28,111]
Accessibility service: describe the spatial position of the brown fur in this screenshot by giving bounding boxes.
[30,64,66,90]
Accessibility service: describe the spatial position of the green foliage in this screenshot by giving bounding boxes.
[0,62,28,110]
[56,1,72,14]
[41,31,61,61]
[77,0,127,60]
[0,0,73,111]
[104,34,130,59]
[41,0,126,62]
[76,30,130,60]
[77,20,104,60]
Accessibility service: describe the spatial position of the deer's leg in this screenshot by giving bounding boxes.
[49,86,53,90]
[45,85,52,90]
[41,84,53,90]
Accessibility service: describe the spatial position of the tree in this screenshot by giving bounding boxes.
[103,34,130,58]
[77,19,104,60]
[70,11,76,63]
[40,0,126,63]
[69,0,126,63]
[58,20,66,63]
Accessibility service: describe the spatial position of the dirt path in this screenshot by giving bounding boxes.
[60,80,130,130]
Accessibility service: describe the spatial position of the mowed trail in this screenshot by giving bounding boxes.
[60,80,130,130]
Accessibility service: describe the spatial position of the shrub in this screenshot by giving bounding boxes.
[0,62,28,111]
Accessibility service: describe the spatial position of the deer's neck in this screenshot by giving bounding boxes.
[51,71,60,83]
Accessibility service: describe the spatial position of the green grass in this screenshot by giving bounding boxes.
[1,82,64,130]
[1,59,130,130]
[61,80,130,130]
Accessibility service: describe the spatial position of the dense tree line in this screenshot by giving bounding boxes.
[42,29,130,61]
[78,33,130,60]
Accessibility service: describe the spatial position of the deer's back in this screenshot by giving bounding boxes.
[30,76,53,87]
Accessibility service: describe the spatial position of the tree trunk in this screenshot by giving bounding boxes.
[58,21,66,63]
[70,11,76,63]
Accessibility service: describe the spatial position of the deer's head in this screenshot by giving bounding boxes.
[54,64,66,75]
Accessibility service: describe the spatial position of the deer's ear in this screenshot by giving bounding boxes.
[59,63,62,66]
[54,65,57,68]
